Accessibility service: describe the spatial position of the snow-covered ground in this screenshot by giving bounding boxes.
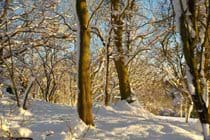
[0,97,203,140]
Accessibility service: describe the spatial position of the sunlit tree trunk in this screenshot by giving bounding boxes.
[185,99,193,123]
[179,0,210,139]
[111,0,132,101]
[76,0,94,125]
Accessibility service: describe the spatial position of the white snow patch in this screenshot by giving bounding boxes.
[19,108,33,116]
[186,65,196,95]
[173,0,188,33]
[0,97,203,140]
[18,127,32,137]
[113,100,154,118]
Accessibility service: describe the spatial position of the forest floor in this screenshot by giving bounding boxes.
[0,97,203,140]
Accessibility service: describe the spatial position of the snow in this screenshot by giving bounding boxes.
[186,65,196,95]
[18,108,33,116]
[0,97,203,140]
[173,0,188,33]
[18,127,32,137]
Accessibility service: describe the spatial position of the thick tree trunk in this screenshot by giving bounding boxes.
[111,0,132,101]
[114,59,132,100]
[76,0,94,125]
[179,0,210,139]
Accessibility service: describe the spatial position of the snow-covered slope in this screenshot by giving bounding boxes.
[0,97,203,140]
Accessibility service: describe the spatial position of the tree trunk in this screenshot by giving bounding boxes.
[179,0,210,139]
[114,59,132,101]
[111,0,132,101]
[180,100,183,118]
[185,100,193,123]
[22,77,35,110]
[104,43,110,106]
[76,0,94,125]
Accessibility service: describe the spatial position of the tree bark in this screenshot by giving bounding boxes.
[76,0,94,125]
[22,77,35,110]
[104,43,110,106]
[185,100,193,123]
[179,0,210,139]
[111,0,132,101]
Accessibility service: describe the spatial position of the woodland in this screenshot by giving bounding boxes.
[0,0,210,139]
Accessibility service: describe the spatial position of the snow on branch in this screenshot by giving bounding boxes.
[185,65,195,95]
[173,0,188,33]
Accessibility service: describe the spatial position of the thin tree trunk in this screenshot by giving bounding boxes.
[7,26,20,107]
[104,43,110,106]
[76,0,94,125]
[185,100,193,123]
[22,77,35,110]
[180,99,183,118]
